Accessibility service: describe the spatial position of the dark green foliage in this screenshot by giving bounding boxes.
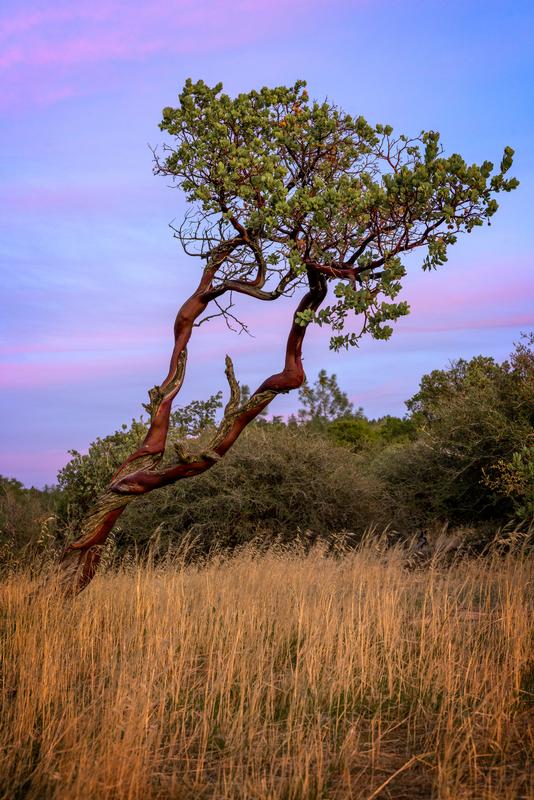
[115,426,379,556]
[375,415,417,444]
[327,416,378,449]
[328,414,416,451]
[170,392,223,434]
[297,369,355,425]
[372,335,534,528]
[483,447,534,523]
[297,370,416,450]
[0,477,59,570]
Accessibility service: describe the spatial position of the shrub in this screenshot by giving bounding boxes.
[97,425,381,556]
[0,477,59,571]
[371,335,534,530]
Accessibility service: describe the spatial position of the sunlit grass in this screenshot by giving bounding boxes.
[1,544,533,799]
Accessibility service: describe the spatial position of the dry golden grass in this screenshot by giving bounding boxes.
[1,545,533,799]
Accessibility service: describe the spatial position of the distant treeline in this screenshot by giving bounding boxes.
[1,334,532,569]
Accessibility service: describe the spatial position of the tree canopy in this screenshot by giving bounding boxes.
[157,79,518,348]
[297,369,355,424]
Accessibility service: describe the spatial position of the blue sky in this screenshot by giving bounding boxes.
[1,0,533,486]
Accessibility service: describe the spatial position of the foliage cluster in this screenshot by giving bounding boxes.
[0,477,59,569]
[372,334,534,530]
[157,79,517,349]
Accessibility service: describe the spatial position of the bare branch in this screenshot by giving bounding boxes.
[195,296,252,336]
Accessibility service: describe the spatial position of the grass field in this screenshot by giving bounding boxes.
[1,544,533,799]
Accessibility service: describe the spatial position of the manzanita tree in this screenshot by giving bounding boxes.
[58,79,517,593]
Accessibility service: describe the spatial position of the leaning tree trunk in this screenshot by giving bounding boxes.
[57,264,327,595]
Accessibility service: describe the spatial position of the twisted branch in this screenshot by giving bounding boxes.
[55,262,326,595]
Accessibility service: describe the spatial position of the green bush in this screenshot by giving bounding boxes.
[370,335,534,529]
[482,445,534,524]
[126,425,380,552]
[0,477,60,571]
[327,414,416,451]
[58,424,380,557]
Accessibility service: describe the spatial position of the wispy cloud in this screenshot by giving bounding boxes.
[2,257,532,390]
[0,448,73,487]
[400,313,534,335]
[0,324,167,357]
[0,0,352,110]
[0,356,153,389]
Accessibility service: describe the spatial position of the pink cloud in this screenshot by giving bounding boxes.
[0,0,354,110]
[0,324,167,356]
[0,448,72,485]
[1,180,159,215]
[400,313,534,335]
[0,312,264,389]
[0,356,155,389]
[405,268,534,312]
[3,256,531,392]
[0,7,113,40]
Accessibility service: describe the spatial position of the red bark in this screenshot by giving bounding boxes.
[56,264,326,595]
